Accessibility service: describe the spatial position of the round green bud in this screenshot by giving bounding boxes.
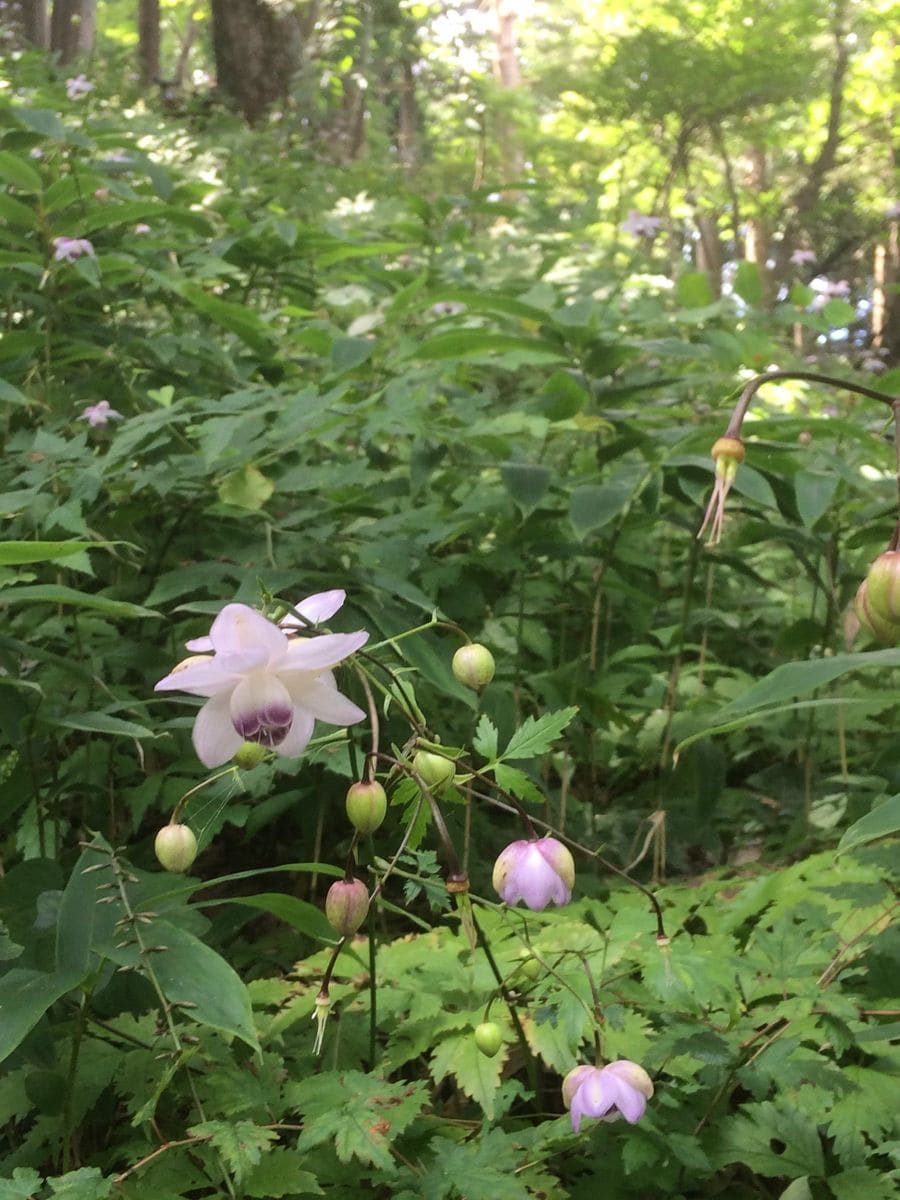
[518,953,542,982]
[412,748,455,794]
[452,643,496,689]
[154,824,198,873]
[233,741,268,770]
[345,780,388,835]
[866,551,900,624]
[854,578,900,645]
[325,878,370,938]
[474,1021,503,1058]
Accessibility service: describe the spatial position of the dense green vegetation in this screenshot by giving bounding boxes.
[0,2,898,1197]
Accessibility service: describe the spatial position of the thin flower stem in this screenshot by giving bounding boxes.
[723,369,898,440]
[353,666,379,782]
[472,911,538,1097]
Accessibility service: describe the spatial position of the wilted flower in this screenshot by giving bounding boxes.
[790,248,816,266]
[697,435,745,545]
[492,836,575,910]
[562,1061,654,1133]
[66,75,94,100]
[155,601,368,768]
[620,210,662,238]
[53,236,95,262]
[77,400,123,427]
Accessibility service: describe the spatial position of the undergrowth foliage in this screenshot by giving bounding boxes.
[0,56,898,1200]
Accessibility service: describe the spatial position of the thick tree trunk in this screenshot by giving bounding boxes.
[22,0,51,48]
[210,0,299,125]
[137,0,160,87]
[50,0,96,64]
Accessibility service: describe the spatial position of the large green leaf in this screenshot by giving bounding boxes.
[0,151,43,192]
[0,541,103,566]
[0,585,160,618]
[411,331,565,362]
[0,967,85,1064]
[837,794,900,855]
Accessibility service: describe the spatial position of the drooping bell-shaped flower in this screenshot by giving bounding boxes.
[492,837,575,911]
[697,436,745,545]
[562,1061,654,1133]
[155,601,368,768]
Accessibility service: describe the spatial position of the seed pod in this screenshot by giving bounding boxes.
[325,878,369,937]
[474,1021,503,1058]
[154,824,198,873]
[345,780,387,835]
[865,551,900,624]
[233,741,268,769]
[854,578,900,644]
[412,748,455,793]
[452,643,496,689]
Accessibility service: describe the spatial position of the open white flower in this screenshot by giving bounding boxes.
[155,602,368,767]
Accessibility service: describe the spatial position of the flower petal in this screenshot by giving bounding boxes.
[282,590,346,629]
[185,635,213,652]
[155,650,264,697]
[286,676,366,727]
[209,603,288,659]
[230,673,294,741]
[609,1077,646,1124]
[280,630,369,672]
[193,693,243,767]
[274,709,315,758]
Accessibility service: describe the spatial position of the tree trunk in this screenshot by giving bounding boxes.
[743,145,775,308]
[696,214,723,299]
[137,0,160,86]
[50,0,96,64]
[22,0,51,48]
[210,0,300,125]
[492,0,524,190]
[874,222,900,363]
[395,57,419,169]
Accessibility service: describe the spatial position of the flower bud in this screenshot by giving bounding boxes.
[865,551,900,624]
[325,878,369,937]
[854,579,900,645]
[517,951,542,981]
[233,741,268,769]
[412,748,455,793]
[154,824,198,873]
[452,643,496,689]
[474,1022,503,1058]
[562,1061,653,1132]
[492,837,575,911]
[711,436,745,465]
[345,780,387,834]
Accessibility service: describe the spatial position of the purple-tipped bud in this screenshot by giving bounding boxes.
[562,1061,654,1133]
[345,780,387,834]
[154,824,198,873]
[474,1021,503,1058]
[452,643,496,689]
[865,552,900,625]
[233,741,268,769]
[854,578,900,644]
[412,748,455,793]
[325,878,369,937]
[492,837,575,911]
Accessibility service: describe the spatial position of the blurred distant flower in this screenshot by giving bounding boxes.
[155,602,369,768]
[790,248,816,266]
[104,150,132,164]
[562,1062,654,1133]
[620,210,662,237]
[430,301,466,317]
[66,75,94,100]
[887,201,900,219]
[492,837,575,910]
[29,147,44,159]
[53,236,95,262]
[94,187,109,201]
[811,277,850,298]
[861,353,887,373]
[78,400,123,427]
[134,223,151,234]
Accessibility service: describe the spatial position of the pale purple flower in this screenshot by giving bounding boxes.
[77,400,123,427]
[104,151,132,165]
[53,236,95,262]
[66,75,94,100]
[430,301,466,317]
[811,277,850,298]
[887,202,900,220]
[155,602,369,768]
[620,210,662,238]
[562,1062,654,1133]
[29,147,44,159]
[492,837,575,910]
[790,248,816,266]
[134,223,151,235]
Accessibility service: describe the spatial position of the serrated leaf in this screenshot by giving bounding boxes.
[47,1167,113,1199]
[189,1120,276,1184]
[709,1100,824,1178]
[473,713,498,760]
[493,763,544,804]
[827,1065,898,1167]
[0,1168,43,1200]
[827,1167,900,1200]
[218,464,274,511]
[243,1150,323,1197]
[430,1030,507,1119]
[416,1129,533,1200]
[288,1071,428,1170]
[502,707,578,760]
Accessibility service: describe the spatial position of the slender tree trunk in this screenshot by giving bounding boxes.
[22,0,51,48]
[137,0,160,87]
[210,0,300,125]
[396,58,419,169]
[875,221,900,363]
[50,0,96,64]
[696,214,723,299]
[743,145,775,308]
[492,0,524,190]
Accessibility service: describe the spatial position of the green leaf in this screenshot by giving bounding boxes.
[0,540,101,566]
[837,794,900,854]
[331,335,374,373]
[0,380,28,406]
[502,707,578,760]
[0,192,37,227]
[676,271,714,308]
[709,1100,824,1178]
[716,649,900,714]
[0,151,42,192]
[473,713,498,760]
[779,1181,812,1200]
[13,107,69,139]
[430,1030,507,1119]
[415,1129,533,1200]
[177,283,275,356]
[230,893,335,941]
[243,1150,324,1197]
[822,299,857,327]
[0,967,86,1065]
[493,764,544,804]
[0,1168,43,1200]
[794,471,838,528]
[0,584,160,618]
[47,1167,113,1199]
[288,1071,428,1170]
[53,712,156,739]
[569,474,636,540]
[188,1120,277,1185]
[218,464,274,511]
[500,462,552,515]
[734,261,763,306]
[828,1167,900,1200]
[411,331,565,362]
